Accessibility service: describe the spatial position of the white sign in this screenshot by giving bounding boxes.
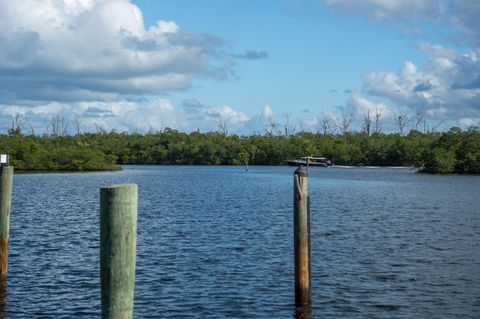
[0,154,7,164]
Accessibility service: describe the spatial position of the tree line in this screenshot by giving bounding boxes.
[1,124,479,174]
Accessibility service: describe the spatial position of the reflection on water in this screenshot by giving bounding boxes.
[295,306,311,319]
[0,276,6,317]
[2,166,480,318]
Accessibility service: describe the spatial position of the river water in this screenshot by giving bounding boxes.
[3,166,480,318]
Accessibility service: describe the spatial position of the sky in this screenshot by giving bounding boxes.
[0,0,479,135]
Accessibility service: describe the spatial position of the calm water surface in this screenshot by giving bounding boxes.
[3,166,480,318]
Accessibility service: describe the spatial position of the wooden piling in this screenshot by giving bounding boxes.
[0,166,13,277]
[100,184,138,319]
[293,166,311,307]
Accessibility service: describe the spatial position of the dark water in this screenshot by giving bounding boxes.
[3,166,480,318]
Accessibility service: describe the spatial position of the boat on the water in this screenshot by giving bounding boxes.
[286,156,332,167]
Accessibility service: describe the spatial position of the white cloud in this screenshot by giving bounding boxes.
[261,105,275,121]
[241,105,274,134]
[450,0,480,46]
[426,107,448,118]
[0,0,230,103]
[0,99,258,134]
[348,92,393,118]
[362,47,480,121]
[322,1,480,126]
[458,117,479,128]
[322,1,480,46]
[205,106,249,124]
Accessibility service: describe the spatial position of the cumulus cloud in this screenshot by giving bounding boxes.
[321,0,480,127]
[450,0,480,46]
[0,0,231,104]
[348,92,393,118]
[363,47,480,120]
[204,106,249,124]
[322,0,480,47]
[0,98,256,134]
[242,105,275,134]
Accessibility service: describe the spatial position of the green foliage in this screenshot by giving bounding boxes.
[1,126,478,173]
[0,135,120,171]
[422,126,480,174]
[423,148,457,173]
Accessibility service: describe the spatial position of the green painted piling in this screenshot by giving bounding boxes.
[100,184,138,319]
[0,166,13,277]
[293,166,311,307]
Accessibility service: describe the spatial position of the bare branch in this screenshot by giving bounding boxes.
[394,112,411,136]
[8,113,23,136]
[73,114,82,136]
[216,118,229,136]
[412,108,424,131]
[50,113,69,136]
[266,114,278,136]
[362,110,372,136]
[374,107,383,134]
[319,113,336,135]
[282,113,296,137]
[335,107,354,134]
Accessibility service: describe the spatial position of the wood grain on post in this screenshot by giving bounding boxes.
[0,166,13,277]
[100,184,138,319]
[293,166,311,307]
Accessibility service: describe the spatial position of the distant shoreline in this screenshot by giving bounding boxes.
[3,126,478,174]
[11,164,420,174]
[12,165,480,175]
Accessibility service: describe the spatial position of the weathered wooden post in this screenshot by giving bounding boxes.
[100,184,138,319]
[294,165,311,307]
[0,165,13,277]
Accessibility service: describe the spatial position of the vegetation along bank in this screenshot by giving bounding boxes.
[0,126,479,174]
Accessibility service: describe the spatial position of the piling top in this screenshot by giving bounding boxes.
[0,166,13,174]
[294,165,308,177]
[100,183,138,190]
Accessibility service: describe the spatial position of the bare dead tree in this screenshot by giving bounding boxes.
[298,118,305,133]
[50,115,59,137]
[282,113,296,137]
[94,122,105,134]
[9,113,23,136]
[216,118,229,136]
[374,107,383,134]
[412,108,424,131]
[319,113,336,135]
[50,113,69,137]
[394,112,411,136]
[335,107,354,135]
[362,110,372,135]
[27,123,35,136]
[73,114,82,136]
[44,125,50,136]
[266,114,278,136]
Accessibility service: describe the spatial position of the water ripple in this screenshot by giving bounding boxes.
[2,166,479,318]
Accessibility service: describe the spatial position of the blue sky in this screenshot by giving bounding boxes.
[0,0,479,134]
[136,0,422,113]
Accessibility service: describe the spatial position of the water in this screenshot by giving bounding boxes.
[3,166,480,318]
